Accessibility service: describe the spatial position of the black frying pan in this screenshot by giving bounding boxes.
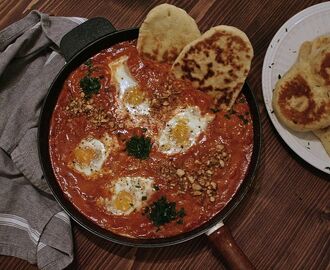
[38,18,261,270]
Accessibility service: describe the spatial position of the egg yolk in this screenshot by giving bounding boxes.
[170,119,190,146]
[73,147,97,166]
[123,87,145,106]
[113,191,134,211]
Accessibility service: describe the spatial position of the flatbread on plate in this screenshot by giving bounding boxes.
[313,126,330,156]
[272,40,330,132]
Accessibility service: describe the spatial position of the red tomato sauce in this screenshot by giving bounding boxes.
[49,41,253,238]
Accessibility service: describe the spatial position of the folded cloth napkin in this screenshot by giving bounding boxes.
[0,11,86,270]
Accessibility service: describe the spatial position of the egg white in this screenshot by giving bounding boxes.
[158,106,214,155]
[109,56,150,116]
[105,176,154,215]
[71,134,117,176]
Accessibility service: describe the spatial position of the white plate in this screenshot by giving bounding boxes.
[262,2,330,174]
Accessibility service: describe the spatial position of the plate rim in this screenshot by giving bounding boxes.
[262,2,330,174]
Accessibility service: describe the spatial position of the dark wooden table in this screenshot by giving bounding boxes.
[0,0,329,269]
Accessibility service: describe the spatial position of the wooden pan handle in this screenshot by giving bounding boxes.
[207,223,255,270]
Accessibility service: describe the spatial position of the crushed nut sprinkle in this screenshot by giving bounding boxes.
[66,97,116,128]
[156,142,230,202]
[150,74,182,111]
[181,143,230,201]
[176,169,185,177]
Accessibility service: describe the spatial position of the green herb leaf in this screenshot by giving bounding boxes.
[177,219,183,224]
[84,59,93,68]
[177,208,185,218]
[126,135,152,159]
[237,114,249,125]
[80,76,100,98]
[145,196,186,227]
[238,97,245,103]
[229,108,237,115]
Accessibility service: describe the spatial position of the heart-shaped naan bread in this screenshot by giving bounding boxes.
[137,4,201,64]
[171,25,254,110]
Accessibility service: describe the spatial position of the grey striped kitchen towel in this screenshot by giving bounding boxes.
[0,11,85,270]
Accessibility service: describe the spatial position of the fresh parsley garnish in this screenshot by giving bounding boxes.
[177,208,186,218]
[224,108,236,119]
[80,76,100,98]
[84,59,93,68]
[79,58,100,98]
[176,219,183,224]
[238,97,245,103]
[144,196,186,227]
[126,135,152,159]
[237,114,249,125]
[210,108,220,113]
[229,108,237,115]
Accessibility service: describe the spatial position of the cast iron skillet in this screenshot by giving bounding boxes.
[38,18,261,270]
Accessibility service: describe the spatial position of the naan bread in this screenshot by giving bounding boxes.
[310,35,330,55]
[309,40,330,87]
[313,126,330,156]
[272,41,330,132]
[137,4,201,64]
[171,25,253,110]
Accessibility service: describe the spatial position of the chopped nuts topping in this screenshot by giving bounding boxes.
[210,182,217,190]
[193,191,202,196]
[192,183,202,191]
[156,142,230,202]
[66,96,116,128]
[176,169,185,177]
[187,176,195,183]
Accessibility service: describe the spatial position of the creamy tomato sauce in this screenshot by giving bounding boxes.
[49,41,253,238]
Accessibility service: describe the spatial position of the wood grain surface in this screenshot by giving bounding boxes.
[0,0,329,269]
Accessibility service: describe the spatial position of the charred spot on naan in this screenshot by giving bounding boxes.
[318,52,330,85]
[277,75,327,126]
[309,44,330,86]
[143,47,181,63]
[203,84,244,109]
